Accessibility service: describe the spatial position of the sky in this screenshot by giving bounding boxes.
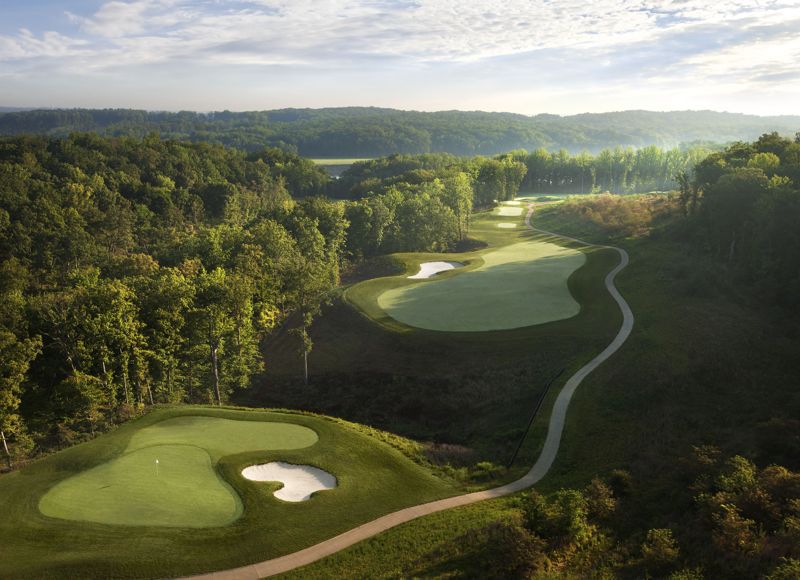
[1,0,800,116]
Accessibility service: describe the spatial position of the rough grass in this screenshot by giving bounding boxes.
[279,199,800,577]
[282,499,518,579]
[0,406,458,578]
[38,417,318,527]
[251,206,621,468]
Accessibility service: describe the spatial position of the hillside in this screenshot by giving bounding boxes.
[0,107,798,156]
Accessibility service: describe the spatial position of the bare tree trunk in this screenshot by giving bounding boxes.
[303,350,309,386]
[122,367,130,406]
[728,231,737,264]
[1,430,11,468]
[211,344,222,406]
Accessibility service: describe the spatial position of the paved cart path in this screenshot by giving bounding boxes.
[186,204,633,579]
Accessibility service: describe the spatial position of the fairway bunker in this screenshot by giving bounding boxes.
[408,261,464,279]
[502,200,521,205]
[497,206,524,216]
[497,223,517,228]
[242,462,337,502]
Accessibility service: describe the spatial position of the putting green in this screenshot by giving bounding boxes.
[38,417,318,527]
[377,241,585,331]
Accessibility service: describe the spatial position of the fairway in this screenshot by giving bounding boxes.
[39,416,318,527]
[377,240,585,331]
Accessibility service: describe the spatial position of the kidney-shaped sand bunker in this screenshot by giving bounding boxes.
[242,462,337,502]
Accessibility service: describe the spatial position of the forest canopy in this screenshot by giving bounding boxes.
[0,134,520,463]
[1,107,799,157]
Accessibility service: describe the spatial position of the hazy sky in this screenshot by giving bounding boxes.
[2,0,800,115]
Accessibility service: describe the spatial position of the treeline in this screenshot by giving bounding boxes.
[2,107,799,156]
[513,145,713,194]
[0,134,352,461]
[410,448,800,579]
[0,136,522,464]
[337,153,525,256]
[681,132,800,307]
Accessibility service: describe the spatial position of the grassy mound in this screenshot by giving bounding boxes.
[38,417,318,527]
[376,241,585,331]
[0,406,457,578]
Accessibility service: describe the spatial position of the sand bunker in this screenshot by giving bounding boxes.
[502,200,521,206]
[497,223,517,229]
[408,261,464,279]
[498,207,524,217]
[242,462,337,502]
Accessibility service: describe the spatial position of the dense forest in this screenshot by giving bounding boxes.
[1,108,799,156]
[3,130,800,578]
[682,132,800,309]
[410,449,800,579]
[0,135,517,464]
[331,144,704,200]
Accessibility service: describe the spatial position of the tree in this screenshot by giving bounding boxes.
[584,478,616,520]
[193,268,234,405]
[298,196,349,268]
[0,329,41,466]
[640,528,680,574]
[748,152,781,174]
[135,268,194,402]
[768,558,800,580]
[677,170,695,216]
[224,270,264,393]
[441,173,474,240]
[283,250,336,386]
[701,168,769,262]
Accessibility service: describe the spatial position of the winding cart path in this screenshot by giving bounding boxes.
[187,204,634,579]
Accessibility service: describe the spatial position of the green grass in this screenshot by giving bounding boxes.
[282,498,518,579]
[252,206,621,465]
[38,417,318,527]
[0,406,458,578]
[282,200,800,577]
[375,241,585,331]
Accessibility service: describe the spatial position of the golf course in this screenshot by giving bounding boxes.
[345,201,591,333]
[185,202,634,580]
[0,407,459,578]
[0,197,630,578]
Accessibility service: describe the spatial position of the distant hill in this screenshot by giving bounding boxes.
[0,106,38,113]
[0,107,797,156]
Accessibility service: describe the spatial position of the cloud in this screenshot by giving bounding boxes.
[1,0,800,113]
[0,27,90,60]
[5,0,800,67]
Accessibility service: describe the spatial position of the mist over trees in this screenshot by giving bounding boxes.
[1,107,798,156]
[513,145,712,194]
